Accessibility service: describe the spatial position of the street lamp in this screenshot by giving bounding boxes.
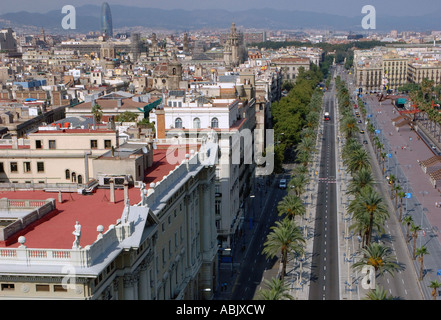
[249,195,255,230]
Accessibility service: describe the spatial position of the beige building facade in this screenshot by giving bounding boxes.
[0,147,217,300]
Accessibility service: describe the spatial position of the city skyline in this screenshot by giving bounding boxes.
[1,0,440,18]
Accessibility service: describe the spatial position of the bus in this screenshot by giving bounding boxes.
[324,112,330,121]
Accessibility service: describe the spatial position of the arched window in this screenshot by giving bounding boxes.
[71,172,76,183]
[211,117,219,128]
[193,117,201,129]
[65,169,70,180]
[78,175,83,184]
[175,118,183,128]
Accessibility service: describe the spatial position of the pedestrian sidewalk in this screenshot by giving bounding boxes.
[215,176,277,300]
[361,94,441,300]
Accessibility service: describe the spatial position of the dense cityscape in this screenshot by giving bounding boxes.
[0,0,441,306]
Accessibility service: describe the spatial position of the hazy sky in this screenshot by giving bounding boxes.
[1,0,440,17]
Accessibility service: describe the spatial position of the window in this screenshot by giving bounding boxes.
[175,118,182,128]
[10,162,18,172]
[24,162,31,173]
[49,140,56,149]
[36,284,50,292]
[215,200,221,215]
[71,172,76,183]
[35,140,42,149]
[37,162,44,172]
[78,175,83,184]
[104,140,112,149]
[193,117,201,129]
[54,285,67,292]
[90,140,98,149]
[211,117,219,128]
[65,169,70,180]
[1,284,14,291]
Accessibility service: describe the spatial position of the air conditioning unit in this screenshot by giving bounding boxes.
[97,174,132,188]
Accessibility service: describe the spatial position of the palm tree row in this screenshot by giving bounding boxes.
[257,79,325,300]
[336,77,403,299]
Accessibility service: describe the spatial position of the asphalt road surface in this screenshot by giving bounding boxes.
[308,80,340,300]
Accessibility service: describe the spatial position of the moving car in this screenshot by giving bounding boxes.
[279,179,287,189]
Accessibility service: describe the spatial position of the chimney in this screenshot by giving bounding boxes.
[109,178,115,203]
[123,180,129,204]
[11,136,18,150]
[155,109,166,139]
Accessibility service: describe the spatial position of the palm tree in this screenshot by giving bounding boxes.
[257,277,294,300]
[348,186,390,245]
[352,242,401,277]
[91,103,103,123]
[392,184,402,209]
[288,174,308,197]
[296,150,311,167]
[380,152,387,174]
[341,116,358,139]
[416,246,429,280]
[362,285,393,300]
[347,167,374,196]
[277,195,306,221]
[397,191,406,222]
[296,136,316,156]
[429,280,441,300]
[349,210,386,248]
[262,217,305,281]
[410,223,422,260]
[387,174,396,195]
[402,215,413,243]
[345,148,371,174]
[294,163,309,175]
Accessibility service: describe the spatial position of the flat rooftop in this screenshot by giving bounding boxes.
[0,146,191,250]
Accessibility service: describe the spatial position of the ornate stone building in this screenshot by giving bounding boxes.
[0,144,217,300]
[223,23,246,69]
[152,52,183,91]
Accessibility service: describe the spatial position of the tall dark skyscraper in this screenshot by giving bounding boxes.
[100,2,113,38]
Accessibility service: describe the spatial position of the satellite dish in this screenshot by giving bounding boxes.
[142,146,148,154]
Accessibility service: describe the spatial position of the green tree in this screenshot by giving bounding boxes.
[288,173,308,197]
[352,242,401,277]
[277,195,306,220]
[429,280,441,300]
[345,148,371,174]
[410,223,422,260]
[256,277,294,300]
[91,103,103,123]
[348,186,389,245]
[362,286,394,300]
[402,215,413,243]
[116,111,139,122]
[416,246,429,280]
[262,218,305,281]
[347,167,374,196]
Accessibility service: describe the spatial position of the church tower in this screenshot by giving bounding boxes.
[224,22,241,69]
[183,33,189,53]
[168,51,183,90]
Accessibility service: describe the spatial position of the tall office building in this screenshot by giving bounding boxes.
[100,2,113,38]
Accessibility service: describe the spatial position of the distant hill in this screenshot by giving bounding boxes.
[0,5,439,33]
